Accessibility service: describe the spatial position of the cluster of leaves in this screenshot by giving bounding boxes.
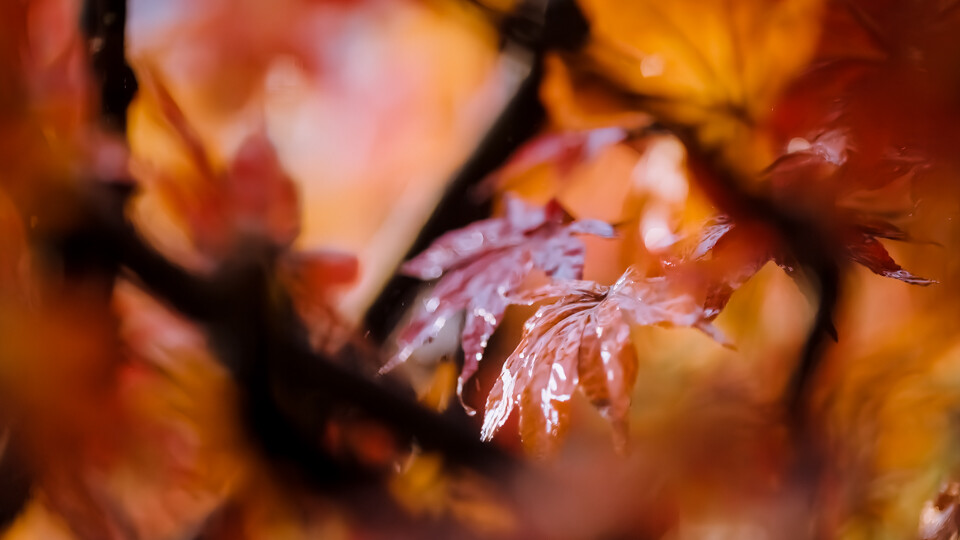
[389,129,935,456]
[388,0,944,462]
[384,197,614,398]
[7,0,960,538]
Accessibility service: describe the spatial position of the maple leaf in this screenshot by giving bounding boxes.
[763,130,935,288]
[771,0,960,180]
[672,215,777,320]
[842,225,935,285]
[579,0,825,114]
[135,69,360,351]
[480,267,726,455]
[383,197,615,401]
[676,212,934,323]
[670,130,935,318]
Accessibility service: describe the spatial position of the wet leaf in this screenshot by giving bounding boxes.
[481,268,725,455]
[668,215,781,319]
[844,229,935,286]
[678,213,933,322]
[385,197,615,401]
[672,132,935,317]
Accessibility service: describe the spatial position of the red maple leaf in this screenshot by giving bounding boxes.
[673,216,779,320]
[677,131,935,319]
[674,213,934,324]
[382,197,615,400]
[480,267,726,455]
[841,222,935,286]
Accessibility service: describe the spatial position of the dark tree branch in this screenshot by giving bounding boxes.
[111,207,516,475]
[0,428,30,530]
[82,0,138,134]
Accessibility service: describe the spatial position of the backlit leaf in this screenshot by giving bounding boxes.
[481,268,724,454]
[567,0,826,173]
[385,197,615,402]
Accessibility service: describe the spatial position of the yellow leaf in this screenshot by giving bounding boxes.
[560,0,825,175]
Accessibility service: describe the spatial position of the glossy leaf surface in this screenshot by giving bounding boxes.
[481,268,725,454]
[386,197,615,399]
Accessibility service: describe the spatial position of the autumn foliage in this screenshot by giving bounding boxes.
[3,0,960,539]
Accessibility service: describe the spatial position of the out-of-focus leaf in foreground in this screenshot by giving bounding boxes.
[384,197,614,400]
[481,268,726,455]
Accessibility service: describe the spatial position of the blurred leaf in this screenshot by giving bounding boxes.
[565,0,826,173]
[135,70,301,256]
[669,130,935,320]
[485,127,630,194]
[279,249,359,352]
[388,452,517,535]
